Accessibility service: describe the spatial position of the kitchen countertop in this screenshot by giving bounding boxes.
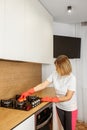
[0,87,56,130]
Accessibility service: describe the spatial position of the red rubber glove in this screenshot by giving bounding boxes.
[41,96,60,103]
[18,88,35,102]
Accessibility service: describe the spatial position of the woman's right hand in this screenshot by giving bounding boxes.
[18,88,35,102]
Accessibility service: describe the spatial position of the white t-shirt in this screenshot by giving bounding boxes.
[47,71,77,111]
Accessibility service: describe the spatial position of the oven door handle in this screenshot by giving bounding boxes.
[36,113,52,130]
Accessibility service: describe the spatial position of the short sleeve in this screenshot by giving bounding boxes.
[68,76,76,91]
[47,71,56,83]
[47,74,53,83]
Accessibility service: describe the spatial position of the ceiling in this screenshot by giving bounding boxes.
[39,0,87,24]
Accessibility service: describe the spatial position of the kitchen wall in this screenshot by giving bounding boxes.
[0,59,42,99]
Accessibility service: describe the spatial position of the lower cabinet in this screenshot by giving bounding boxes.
[12,114,35,130]
[53,103,63,130]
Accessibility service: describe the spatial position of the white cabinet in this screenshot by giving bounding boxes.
[13,114,35,130]
[0,0,53,64]
[53,103,63,130]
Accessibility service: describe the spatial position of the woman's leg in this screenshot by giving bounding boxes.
[65,110,78,130]
[71,110,78,130]
[56,107,65,129]
[56,108,78,130]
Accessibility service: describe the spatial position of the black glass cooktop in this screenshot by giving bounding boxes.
[0,95,41,111]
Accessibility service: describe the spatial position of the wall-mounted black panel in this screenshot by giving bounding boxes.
[53,35,81,58]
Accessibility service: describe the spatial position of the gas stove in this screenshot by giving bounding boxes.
[0,95,41,111]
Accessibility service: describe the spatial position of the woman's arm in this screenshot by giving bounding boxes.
[18,80,51,101]
[58,90,74,102]
[34,80,51,92]
[41,90,74,103]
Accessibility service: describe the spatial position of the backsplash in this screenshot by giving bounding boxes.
[0,59,42,99]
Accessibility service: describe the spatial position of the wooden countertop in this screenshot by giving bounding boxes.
[0,87,56,130]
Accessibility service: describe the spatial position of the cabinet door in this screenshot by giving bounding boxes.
[13,114,35,130]
[0,0,53,64]
[24,0,53,64]
[53,103,63,130]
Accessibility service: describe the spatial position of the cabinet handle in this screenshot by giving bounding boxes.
[36,113,52,130]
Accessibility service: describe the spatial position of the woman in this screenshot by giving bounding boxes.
[18,55,78,130]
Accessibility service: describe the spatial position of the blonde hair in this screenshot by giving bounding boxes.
[54,55,72,76]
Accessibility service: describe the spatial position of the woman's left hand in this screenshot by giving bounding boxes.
[41,96,60,102]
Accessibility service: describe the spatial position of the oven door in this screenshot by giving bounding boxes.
[35,103,52,130]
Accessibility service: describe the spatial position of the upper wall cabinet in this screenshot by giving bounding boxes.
[0,0,53,64]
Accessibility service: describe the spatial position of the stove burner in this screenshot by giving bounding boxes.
[0,95,41,111]
[28,96,41,107]
[1,99,13,108]
[15,100,25,109]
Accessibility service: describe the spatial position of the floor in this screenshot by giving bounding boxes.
[76,121,87,130]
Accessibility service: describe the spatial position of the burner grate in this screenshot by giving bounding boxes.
[0,95,41,111]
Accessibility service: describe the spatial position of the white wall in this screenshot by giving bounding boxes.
[0,0,53,63]
[42,22,78,82]
[53,22,75,36]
